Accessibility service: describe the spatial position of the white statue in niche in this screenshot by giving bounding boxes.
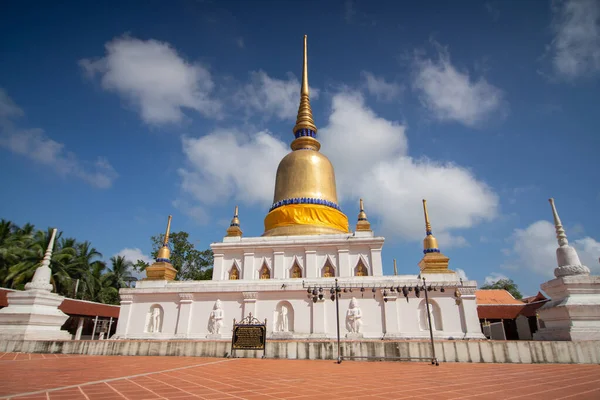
[146,306,162,333]
[419,303,438,331]
[277,305,289,332]
[208,299,224,334]
[346,297,363,333]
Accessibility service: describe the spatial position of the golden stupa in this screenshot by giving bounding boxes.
[145,215,178,280]
[263,35,349,236]
[418,200,453,274]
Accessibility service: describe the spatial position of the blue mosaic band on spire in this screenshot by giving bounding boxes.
[358,217,368,221]
[230,223,240,227]
[157,258,171,263]
[294,128,317,139]
[423,248,440,254]
[269,197,342,212]
[426,231,433,235]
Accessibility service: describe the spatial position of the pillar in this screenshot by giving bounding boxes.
[242,252,255,280]
[115,294,133,337]
[460,289,484,337]
[305,250,317,278]
[382,291,401,336]
[311,298,327,336]
[75,317,84,340]
[176,293,194,338]
[91,316,98,340]
[338,249,350,277]
[273,251,285,279]
[212,253,224,280]
[370,247,383,276]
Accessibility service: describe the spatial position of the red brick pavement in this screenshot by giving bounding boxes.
[0,352,599,399]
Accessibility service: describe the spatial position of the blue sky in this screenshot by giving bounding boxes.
[1,0,599,296]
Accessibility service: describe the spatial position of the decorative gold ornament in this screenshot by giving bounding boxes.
[322,263,335,277]
[418,200,453,274]
[146,215,178,281]
[355,198,372,232]
[260,264,271,279]
[355,261,368,276]
[226,205,243,237]
[291,263,302,278]
[229,265,240,280]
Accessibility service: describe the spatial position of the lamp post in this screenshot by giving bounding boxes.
[422,277,438,366]
[334,278,342,364]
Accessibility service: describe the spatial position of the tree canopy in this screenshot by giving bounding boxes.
[0,219,132,304]
[480,278,523,299]
[133,231,213,280]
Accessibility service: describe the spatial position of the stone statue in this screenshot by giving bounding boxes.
[277,305,289,332]
[260,266,270,279]
[147,306,161,333]
[419,303,437,331]
[230,267,239,280]
[208,299,224,334]
[323,265,334,277]
[346,297,363,333]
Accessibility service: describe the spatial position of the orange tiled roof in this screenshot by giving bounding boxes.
[476,289,525,305]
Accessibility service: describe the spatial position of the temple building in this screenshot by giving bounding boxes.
[114,36,484,341]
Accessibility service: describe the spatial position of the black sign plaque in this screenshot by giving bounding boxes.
[230,313,267,358]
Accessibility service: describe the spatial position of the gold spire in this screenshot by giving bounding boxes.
[262,35,349,237]
[422,199,439,253]
[156,215,172,261]
[418,200,452,274]
[146,215,177,281]
[291,35,320,152]
[226,205,243,237]
[393,259,398,276]
[356,198,371,231]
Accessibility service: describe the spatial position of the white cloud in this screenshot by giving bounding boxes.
[114,248,153,280]
[80,35,220,124]
[550,0,600,80]
[321,91,498,242]
[178,129,288,209]
[361,71,402,102]
[455,268,469,281]
[484,272,509,285]
[412,41,505,127]
[0,89,117,188]
[503,220,600,278]
[235,70,319,121]
[178,86,498,242]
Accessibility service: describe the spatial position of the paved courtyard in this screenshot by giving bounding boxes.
[0,353,599,400]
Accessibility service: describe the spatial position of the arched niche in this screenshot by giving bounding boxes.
[321,258,336,277]
[144,304,164,333]
[354,258,368,276]
[259,261,271,279]
[418,299,443,331]
[273,301,294,333]
[290,259,303,278]
[229,262,240,280]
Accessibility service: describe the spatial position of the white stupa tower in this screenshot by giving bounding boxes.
[0,229,71,340]
[533,199,600,341]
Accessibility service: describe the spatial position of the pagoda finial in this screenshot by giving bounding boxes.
[25,228,58,292]
[393,259,398,276]
[547,198,590,277]
[422,199,440,254]
[156,215,172,262]
[291,35,319,151]
[226,205,243,237]
[549,198,568,247]
[356,198,371,232]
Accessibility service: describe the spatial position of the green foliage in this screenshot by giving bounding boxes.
[480,278,523,299]
[133,231,213,281]
[0,219,132,305]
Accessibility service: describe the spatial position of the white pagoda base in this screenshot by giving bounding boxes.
[534,275,600,341]
[0,289,71,341]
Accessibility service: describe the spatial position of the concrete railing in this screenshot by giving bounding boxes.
[1,339,599,364]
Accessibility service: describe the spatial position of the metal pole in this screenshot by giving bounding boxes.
[335,278,342,364]
[422,277,438,366]
[73,279,79,299]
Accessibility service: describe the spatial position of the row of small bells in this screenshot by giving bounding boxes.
[306,284,460,303]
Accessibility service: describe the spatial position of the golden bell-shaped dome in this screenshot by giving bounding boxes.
[263,35,349,236]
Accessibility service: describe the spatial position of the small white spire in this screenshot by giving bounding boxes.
[547,199,590,278]
[25,228,58,292]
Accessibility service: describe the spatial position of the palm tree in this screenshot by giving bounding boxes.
[106,255,133,289]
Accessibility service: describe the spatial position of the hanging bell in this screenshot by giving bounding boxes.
[408,286,413,292]
[312,289,318,296]
[319,287,323,293]
[390,286,395,292]
[360,287,365,292]
[440,287,445,292]
[343,288,348,293]
[428,285,433,292]
[383,290,388,297]
[312,297,318,303]
[372,287,376,293]
[433,287,437,291]
[330,288,335,295]
[330,294,335,301]
[307,288,311,294]
[415,286,421,298]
